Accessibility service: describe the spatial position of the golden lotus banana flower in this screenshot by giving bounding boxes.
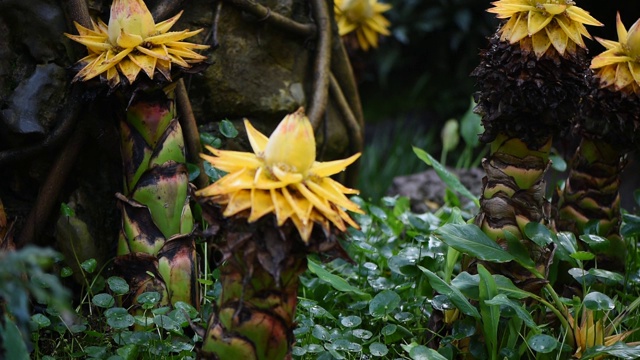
[334,0,392,51]
[65,0,208,87]
[488,0,602,57]
[570,308,634,359]
[197,108,363,242]
[591,13,640,93]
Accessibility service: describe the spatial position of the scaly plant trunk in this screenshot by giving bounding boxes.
[197,206,347,359]
[556,138,625,271]
[114,86,198,309]
[471,33,590,288]
[474,134,552,287]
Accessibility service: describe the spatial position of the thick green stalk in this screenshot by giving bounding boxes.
[115,86,198,309]
[474,133,553,288]
[556,138,625,271]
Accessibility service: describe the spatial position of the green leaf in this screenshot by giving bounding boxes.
[60,203,76,218]
[451,272,531,300]
[219,119,238,138]
[571,251,595,261]
[503,230,535,269]
[80,258,98,273]
[435,224,515,263]
[583,291,614,311]
[104,307,135,329]
[441,119,460,153]
[60,267,73,278]
[579,234,609,252]
[413,147,479,207]
[478,265,499,360]
[200,132,222,148]
[409,345,448,360]
[370,342,389,357]
[307,259,370,298]
[92,293,115,308]
[549,153,567,172]
[31,313,51,329]
[581,343,640,359]
[340,315,362,328]
[459,99,482,147]
[312,324,330,341]
[419,266,480,319]
[527,334,558,353]
[107,276,130,295]
[153,315,180,331]
[554,232,579,266]
[588,269,624,286]
[85,346,107,358]
[523,222,555,247]
[485,294,536,328]
[116,344,139,360]
[136,291,161,307]
[369,290,401,318]
[187,163,201,182]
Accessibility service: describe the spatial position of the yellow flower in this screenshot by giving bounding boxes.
[196,108,363,242]
[65,0,208,87]
[334,0,392,51]
[591,13,640,93]
[487,0,602,58]
[570,307,633,359]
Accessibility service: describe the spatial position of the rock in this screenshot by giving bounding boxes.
[388,168,484,213]
[1,63,67,134]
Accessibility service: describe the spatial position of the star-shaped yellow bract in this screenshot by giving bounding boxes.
[65,0,208,88]
[569,307,633,359]
[196,108,364,242]
[334,0,392,51]
[591,13,640,93]
[488,0,602,58]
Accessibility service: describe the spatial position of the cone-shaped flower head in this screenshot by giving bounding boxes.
[591,13,640,93]
[334,0,391,51]
[65,0,208,87]
[488,0,602,58]
[196,108,364,242]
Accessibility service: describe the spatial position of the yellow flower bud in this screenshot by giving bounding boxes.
[264,108,316,174]
[108,0,156,46]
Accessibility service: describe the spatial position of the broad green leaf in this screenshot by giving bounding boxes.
[588,269,624,286]
[200,132,222,148]
[136,292,161,307]
[571,251,595,261]
[370,342,389,357]
[554,232,579,266]
[307,259,370,298]
[419,266,480,319]
[459,99,482,147]
[92,293,115,308]
[503,230,535,269]
[549,153,567,172]
[441,119,460,153]
[85,346,107,359]
[107,276,130,295]
[369,290,401,318]
[31,313,51,329]
[485,294,536,328]
[435,224,515,263]
[104,307,135,329]
[219,119,238,138]
[81,258,98,273]
[478,265,499,360]
[60,267,73,278]
[451,272,531,300]
[528,334,558,353]
[583,291,614,311]
[413,147,480,207]
[340,315,362,328]
[409,345,447,360]
[523,222,555,247]
[60,203,76,218]
[579,234,609,252]
[581,343,640,359]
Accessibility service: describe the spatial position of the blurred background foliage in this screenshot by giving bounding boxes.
[356,0,640,201]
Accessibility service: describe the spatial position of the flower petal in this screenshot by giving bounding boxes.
[310,153,361,178]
